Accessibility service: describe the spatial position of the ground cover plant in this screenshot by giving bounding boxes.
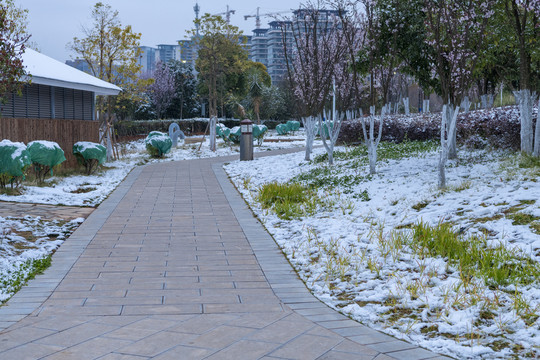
[225,136,540,359]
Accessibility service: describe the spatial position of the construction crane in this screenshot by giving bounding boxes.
[213,5,236,24]
[244,7,290,29]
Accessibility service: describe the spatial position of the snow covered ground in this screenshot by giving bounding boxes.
[0,216,83,302]
[224,144,540,359]
[0,130,314,302]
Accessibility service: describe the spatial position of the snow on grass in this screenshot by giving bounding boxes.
[224,142,540,359]
[0,216,83,302]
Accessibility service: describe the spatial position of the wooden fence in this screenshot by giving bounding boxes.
[0,118,100,168]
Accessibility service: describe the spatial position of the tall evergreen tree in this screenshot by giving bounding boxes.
[189,13,248,151]
[165,60,199,119]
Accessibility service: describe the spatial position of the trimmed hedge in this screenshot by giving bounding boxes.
[115,118,284,137]
[338,106,534,150]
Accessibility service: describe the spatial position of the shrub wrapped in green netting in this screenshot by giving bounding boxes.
[229,126,242,143]
[286,120,300,133]
[276,123,289,135]
[318,121,333,138]
[253,124,268,145]
[145,131,172,158]
[216,123,231,142]
[0,139,32,188]
[73,141,107,175]
[27,140,66,183]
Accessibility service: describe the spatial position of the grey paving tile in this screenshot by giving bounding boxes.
[268,334,342,359]
[42,337,132,360]
[152,345,215,360]
[204,339,279,359]
[385,347,440,360]
[186,325,257,350]
[366,340,417,353]
[317,350,377,360]
[0,342,63,360]
[116,331,198,357]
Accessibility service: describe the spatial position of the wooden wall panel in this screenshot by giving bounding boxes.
[0,118,100,168]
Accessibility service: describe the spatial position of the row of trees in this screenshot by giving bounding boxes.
[283,0,538,186]
[71,5,293,123]
[284,0,539,117]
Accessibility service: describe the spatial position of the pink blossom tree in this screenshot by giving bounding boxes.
[424,0,494,160]
[148,61,175,119]
[281,1,353,163]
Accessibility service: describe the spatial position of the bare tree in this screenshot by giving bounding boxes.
[318,111,343,165]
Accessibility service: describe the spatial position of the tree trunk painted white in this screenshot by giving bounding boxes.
[209,116,217,152]
[361,105,387,175]
[481,94,494,109]
[534,98,540,157]
[403,97,410,115]
[460,96,471,113]
[302,116,317,161]
[487,94,494,109]
[438,110,447,189]
[318,111,343,166]
[446,104,459,159]
[514,90,537,155]
[423,99,430,113]
[481,94,487,109]
[106,124,113,162]
[439,104,459,189]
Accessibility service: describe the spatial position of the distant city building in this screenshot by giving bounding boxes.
[157,44,181,64]
[139,46,158,75]
[248,9,338,84]
[65,59,92,74]
[248,20,292,84]
[178,39,197,67]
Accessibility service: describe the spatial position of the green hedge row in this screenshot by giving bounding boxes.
[115,119,284,137]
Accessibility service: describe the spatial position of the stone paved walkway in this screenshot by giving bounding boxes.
[0,202,94,221]
[0,151,450,360]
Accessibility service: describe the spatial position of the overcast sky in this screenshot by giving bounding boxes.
[15,0,300,62]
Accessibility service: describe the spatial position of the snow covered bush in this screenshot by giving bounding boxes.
[144,131,172,158]
[216,123,231,143]
[0,140,31,189]
[253,124,268,146]
[73,141,107,175]
[26,140,66,184]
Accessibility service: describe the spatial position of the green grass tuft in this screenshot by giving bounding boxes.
[256,182,319,220]
[409,222,540,287]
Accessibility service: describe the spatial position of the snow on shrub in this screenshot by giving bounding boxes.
[73,141,107,175]
[145,131,172,158]
[0,140,31,188]
[26,140,66,183]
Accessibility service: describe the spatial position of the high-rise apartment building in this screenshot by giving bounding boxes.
[157,44,181,64]
[248,9,339,85]
[139,46,157,75]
